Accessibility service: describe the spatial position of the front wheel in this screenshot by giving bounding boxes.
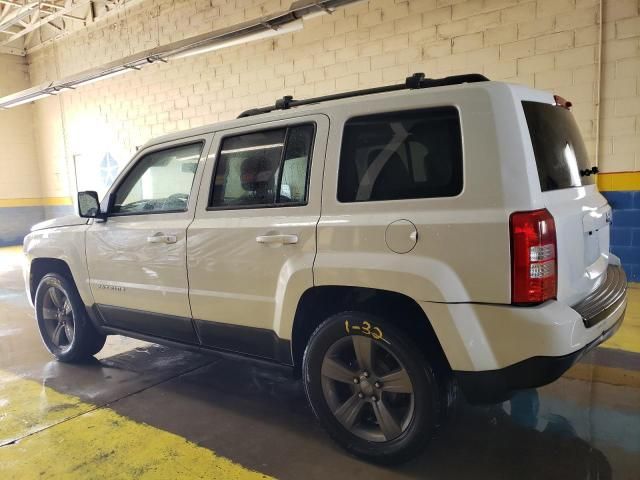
[302,311,440,464]
[34,273,106,362]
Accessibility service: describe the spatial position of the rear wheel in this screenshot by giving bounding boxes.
[35,273,106,362]
[303,311,440,464]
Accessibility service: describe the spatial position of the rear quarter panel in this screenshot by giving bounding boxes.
[316,83,536,304]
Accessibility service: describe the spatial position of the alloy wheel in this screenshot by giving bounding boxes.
[41,285,75,352]
[320,335,415,442]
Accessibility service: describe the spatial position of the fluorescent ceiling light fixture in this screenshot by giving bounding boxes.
[300,4,337,20]
[169,19,303,60]
[70,68,132,87]
[4,92,52,107]
[0,2,38,33]
[301,10,329,20]
[0,1,363,109]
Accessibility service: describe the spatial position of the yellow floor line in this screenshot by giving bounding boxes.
[563,363,640,388]
[0,370,274,480]
[0,370,94,445]
[0,246,23,255]
[601,283,640,354]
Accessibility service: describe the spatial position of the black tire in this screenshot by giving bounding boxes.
[34,273,106,362]
[302,311,440,464]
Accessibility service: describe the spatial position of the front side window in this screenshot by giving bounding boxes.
[112,142,203,215]
[210,124,315,209]
[338,107,463,202]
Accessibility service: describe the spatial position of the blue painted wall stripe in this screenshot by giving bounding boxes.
[0,205,73,247]
[602,190,640,282]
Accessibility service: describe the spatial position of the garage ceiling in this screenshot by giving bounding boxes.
[0,0,131,54]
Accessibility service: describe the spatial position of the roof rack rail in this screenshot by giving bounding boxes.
[238,72,489,118]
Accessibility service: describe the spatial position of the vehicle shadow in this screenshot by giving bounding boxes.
[404,390,613,480]
[15,343,617,480]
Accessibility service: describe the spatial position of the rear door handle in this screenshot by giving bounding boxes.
[147,233,178,244]
[255,234,299,245]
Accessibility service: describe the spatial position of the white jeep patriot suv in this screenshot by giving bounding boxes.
[23,73,627,463]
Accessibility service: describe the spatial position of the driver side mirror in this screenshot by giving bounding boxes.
[78,191,105,219]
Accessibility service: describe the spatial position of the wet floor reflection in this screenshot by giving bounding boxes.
[59,345,634,480]
[3,331,640,479]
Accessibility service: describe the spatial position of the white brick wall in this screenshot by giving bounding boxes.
[599,0,640,172]
[0,54,41,200]
[23,0,640,198]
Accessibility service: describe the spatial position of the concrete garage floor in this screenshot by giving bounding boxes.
[1,247,639,479]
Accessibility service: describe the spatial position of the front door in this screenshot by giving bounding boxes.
[85,136,211,343]
[187,115,328,361]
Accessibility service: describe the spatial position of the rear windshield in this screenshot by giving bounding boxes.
[522,101,594,191]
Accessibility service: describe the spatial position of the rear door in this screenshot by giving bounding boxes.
[521,99,611,305]
[187,115,328,361]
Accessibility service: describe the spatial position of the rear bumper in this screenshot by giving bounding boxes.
[572,264,627,328]
[451,264,628,404]
[454,308,625,404]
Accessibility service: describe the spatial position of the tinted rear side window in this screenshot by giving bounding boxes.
[522,101,594,192]
[338,107,463,202]
[209,125,315,209]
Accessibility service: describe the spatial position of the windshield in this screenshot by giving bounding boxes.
[522,101,595,192]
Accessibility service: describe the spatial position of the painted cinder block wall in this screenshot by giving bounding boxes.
[600,175,640,281]
[0,54,69,246]
[16,0,640,277]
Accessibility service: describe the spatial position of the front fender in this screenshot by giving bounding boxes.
[23,225,94,307]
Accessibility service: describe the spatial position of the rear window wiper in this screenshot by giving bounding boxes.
[580,166,599,177]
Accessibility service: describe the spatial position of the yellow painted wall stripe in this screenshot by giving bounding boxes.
[0,197,73,208]
[0,370,275,480]
[0,246,24,255]
[597,172,640,191]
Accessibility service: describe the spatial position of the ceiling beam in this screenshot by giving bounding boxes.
[0,44,24,55]
[0,2,38,32]
[45,20,64,31]
[27,0,146,54]
[41,2,67,9]
[0,0,86,19]
[0,6,12,23]
[0,0,91,46]
[24,8,43,47]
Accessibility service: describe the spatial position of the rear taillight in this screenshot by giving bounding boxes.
[510,209,557,304]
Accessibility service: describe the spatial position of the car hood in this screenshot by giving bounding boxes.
[31,215,89,232]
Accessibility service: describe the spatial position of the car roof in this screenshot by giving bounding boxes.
[143,80,541,149]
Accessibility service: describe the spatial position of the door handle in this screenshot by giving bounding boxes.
[147,233,178,244]
[255,234,299,245]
